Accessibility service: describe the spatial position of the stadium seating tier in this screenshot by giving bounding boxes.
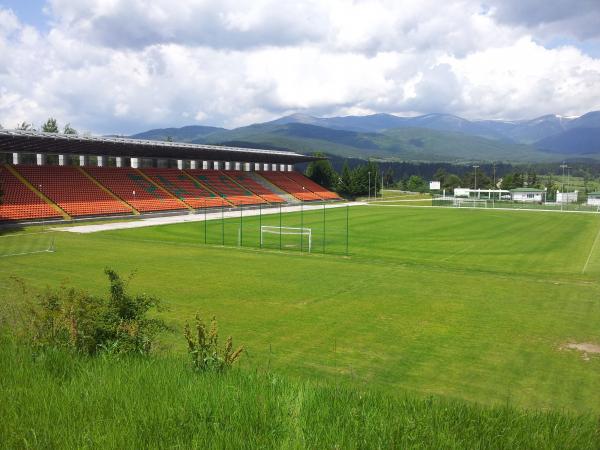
[0,166,61,221]
[14,166,131,217]
[140,168,229,208]
[85,167,187,213]
[186,170,267,206]
[258,171,322,201]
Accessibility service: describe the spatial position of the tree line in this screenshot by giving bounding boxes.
[305,155,580,199]
[0,117,77,135]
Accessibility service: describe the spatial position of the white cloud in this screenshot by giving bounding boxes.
[0,1,600,134]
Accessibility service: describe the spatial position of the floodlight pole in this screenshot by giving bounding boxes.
[473,165,479,191]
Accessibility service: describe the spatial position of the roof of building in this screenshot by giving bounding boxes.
[0,129,320,164]
[510,187,545,193]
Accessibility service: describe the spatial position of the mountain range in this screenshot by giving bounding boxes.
[130,111,600,163]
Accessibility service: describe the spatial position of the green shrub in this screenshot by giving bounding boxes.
[28,268,168,356]
[184,314,243,372]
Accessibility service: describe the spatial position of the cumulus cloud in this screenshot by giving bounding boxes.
[0,0,600,134]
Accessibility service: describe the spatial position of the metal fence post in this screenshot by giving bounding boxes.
[279,203,282,251]
[300,201,304,253]
[322,202,326,254]
[346,204,349,256]
[259,203,262,248]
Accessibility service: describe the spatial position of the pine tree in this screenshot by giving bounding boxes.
[63,123,78,135]
[42,118,59,133]
[305,153,338,189]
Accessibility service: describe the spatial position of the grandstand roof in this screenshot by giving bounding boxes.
[0,129,320,164]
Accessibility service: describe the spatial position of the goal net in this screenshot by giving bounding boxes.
[260,226,312,252]
[0,232,56,258]
[453,198,488,208]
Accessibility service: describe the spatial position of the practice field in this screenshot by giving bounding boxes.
[1,206,600,413]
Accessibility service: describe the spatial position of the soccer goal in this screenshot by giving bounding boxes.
[260,226,312,252]
[453,198,488,208]
[0,231,56,258]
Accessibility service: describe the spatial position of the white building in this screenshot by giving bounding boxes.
[454,188,510,199]
[510,188,545,202]
[556,191,578,203]
[587,193,600,206]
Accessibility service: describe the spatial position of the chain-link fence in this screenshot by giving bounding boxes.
[199,202,350,255]
[432,196,600,213]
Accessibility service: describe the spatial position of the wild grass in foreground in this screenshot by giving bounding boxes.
[0,338,598,449]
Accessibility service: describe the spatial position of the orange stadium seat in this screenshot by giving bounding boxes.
[283,172,341,200]
[85,167,186,213]
[140,168,228,208]
[14,166,132,217]
[258,171,322,201]
[222,171,285,204]
[0,166,61,221]
[186,170,266,206]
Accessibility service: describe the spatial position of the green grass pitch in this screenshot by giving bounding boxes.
[2,205,600,414]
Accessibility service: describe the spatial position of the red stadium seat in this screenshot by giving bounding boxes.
[0,165,62,221]
[14,166,132,217]
[222,171,285,204]
[283,172,341,200]
[186,170,266,206]
[85,167,187,213]
[258,172,322,201]
[140,168,228,208]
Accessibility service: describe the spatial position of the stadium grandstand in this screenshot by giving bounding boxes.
[0,130,340,223]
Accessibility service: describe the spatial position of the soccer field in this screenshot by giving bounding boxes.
[2,205,600,413]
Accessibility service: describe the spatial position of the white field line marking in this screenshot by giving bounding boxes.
[367,203,600,215]
[368,198,430,203]
[440,243,476,262]
[0,231,56,238]
[582,222,600,274]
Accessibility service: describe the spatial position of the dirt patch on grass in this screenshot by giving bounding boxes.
[562,343,600,361]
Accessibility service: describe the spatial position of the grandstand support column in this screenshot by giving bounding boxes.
[79,155,87,166]
[235,162,241,171]
[271,163,277,171]
[263,163,270,171]
[287,164,293,172]
[279,164,285,172]
[36,153,46,166]
[190,160,197,169]
[213,161,220,170]
[116,157,122,168]
[254,163,261,171]
[130,158,139,168]
[97,156,105,167]
[177,159,183,170]
[244,163,251,172]
[58,155,65,166]
[203,160,209,170]
[224,161,231,170]
[12,153,20,165]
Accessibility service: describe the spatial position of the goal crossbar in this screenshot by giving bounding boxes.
[260,226,312,252]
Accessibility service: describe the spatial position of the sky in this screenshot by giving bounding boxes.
[1,0,600,135]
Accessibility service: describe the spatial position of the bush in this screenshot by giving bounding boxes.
[28,268,168,356]
[184,314,243,372]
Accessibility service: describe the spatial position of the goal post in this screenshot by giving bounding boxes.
[453,198,488,208]
[260,226,312,252]
[0,231,56,258]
